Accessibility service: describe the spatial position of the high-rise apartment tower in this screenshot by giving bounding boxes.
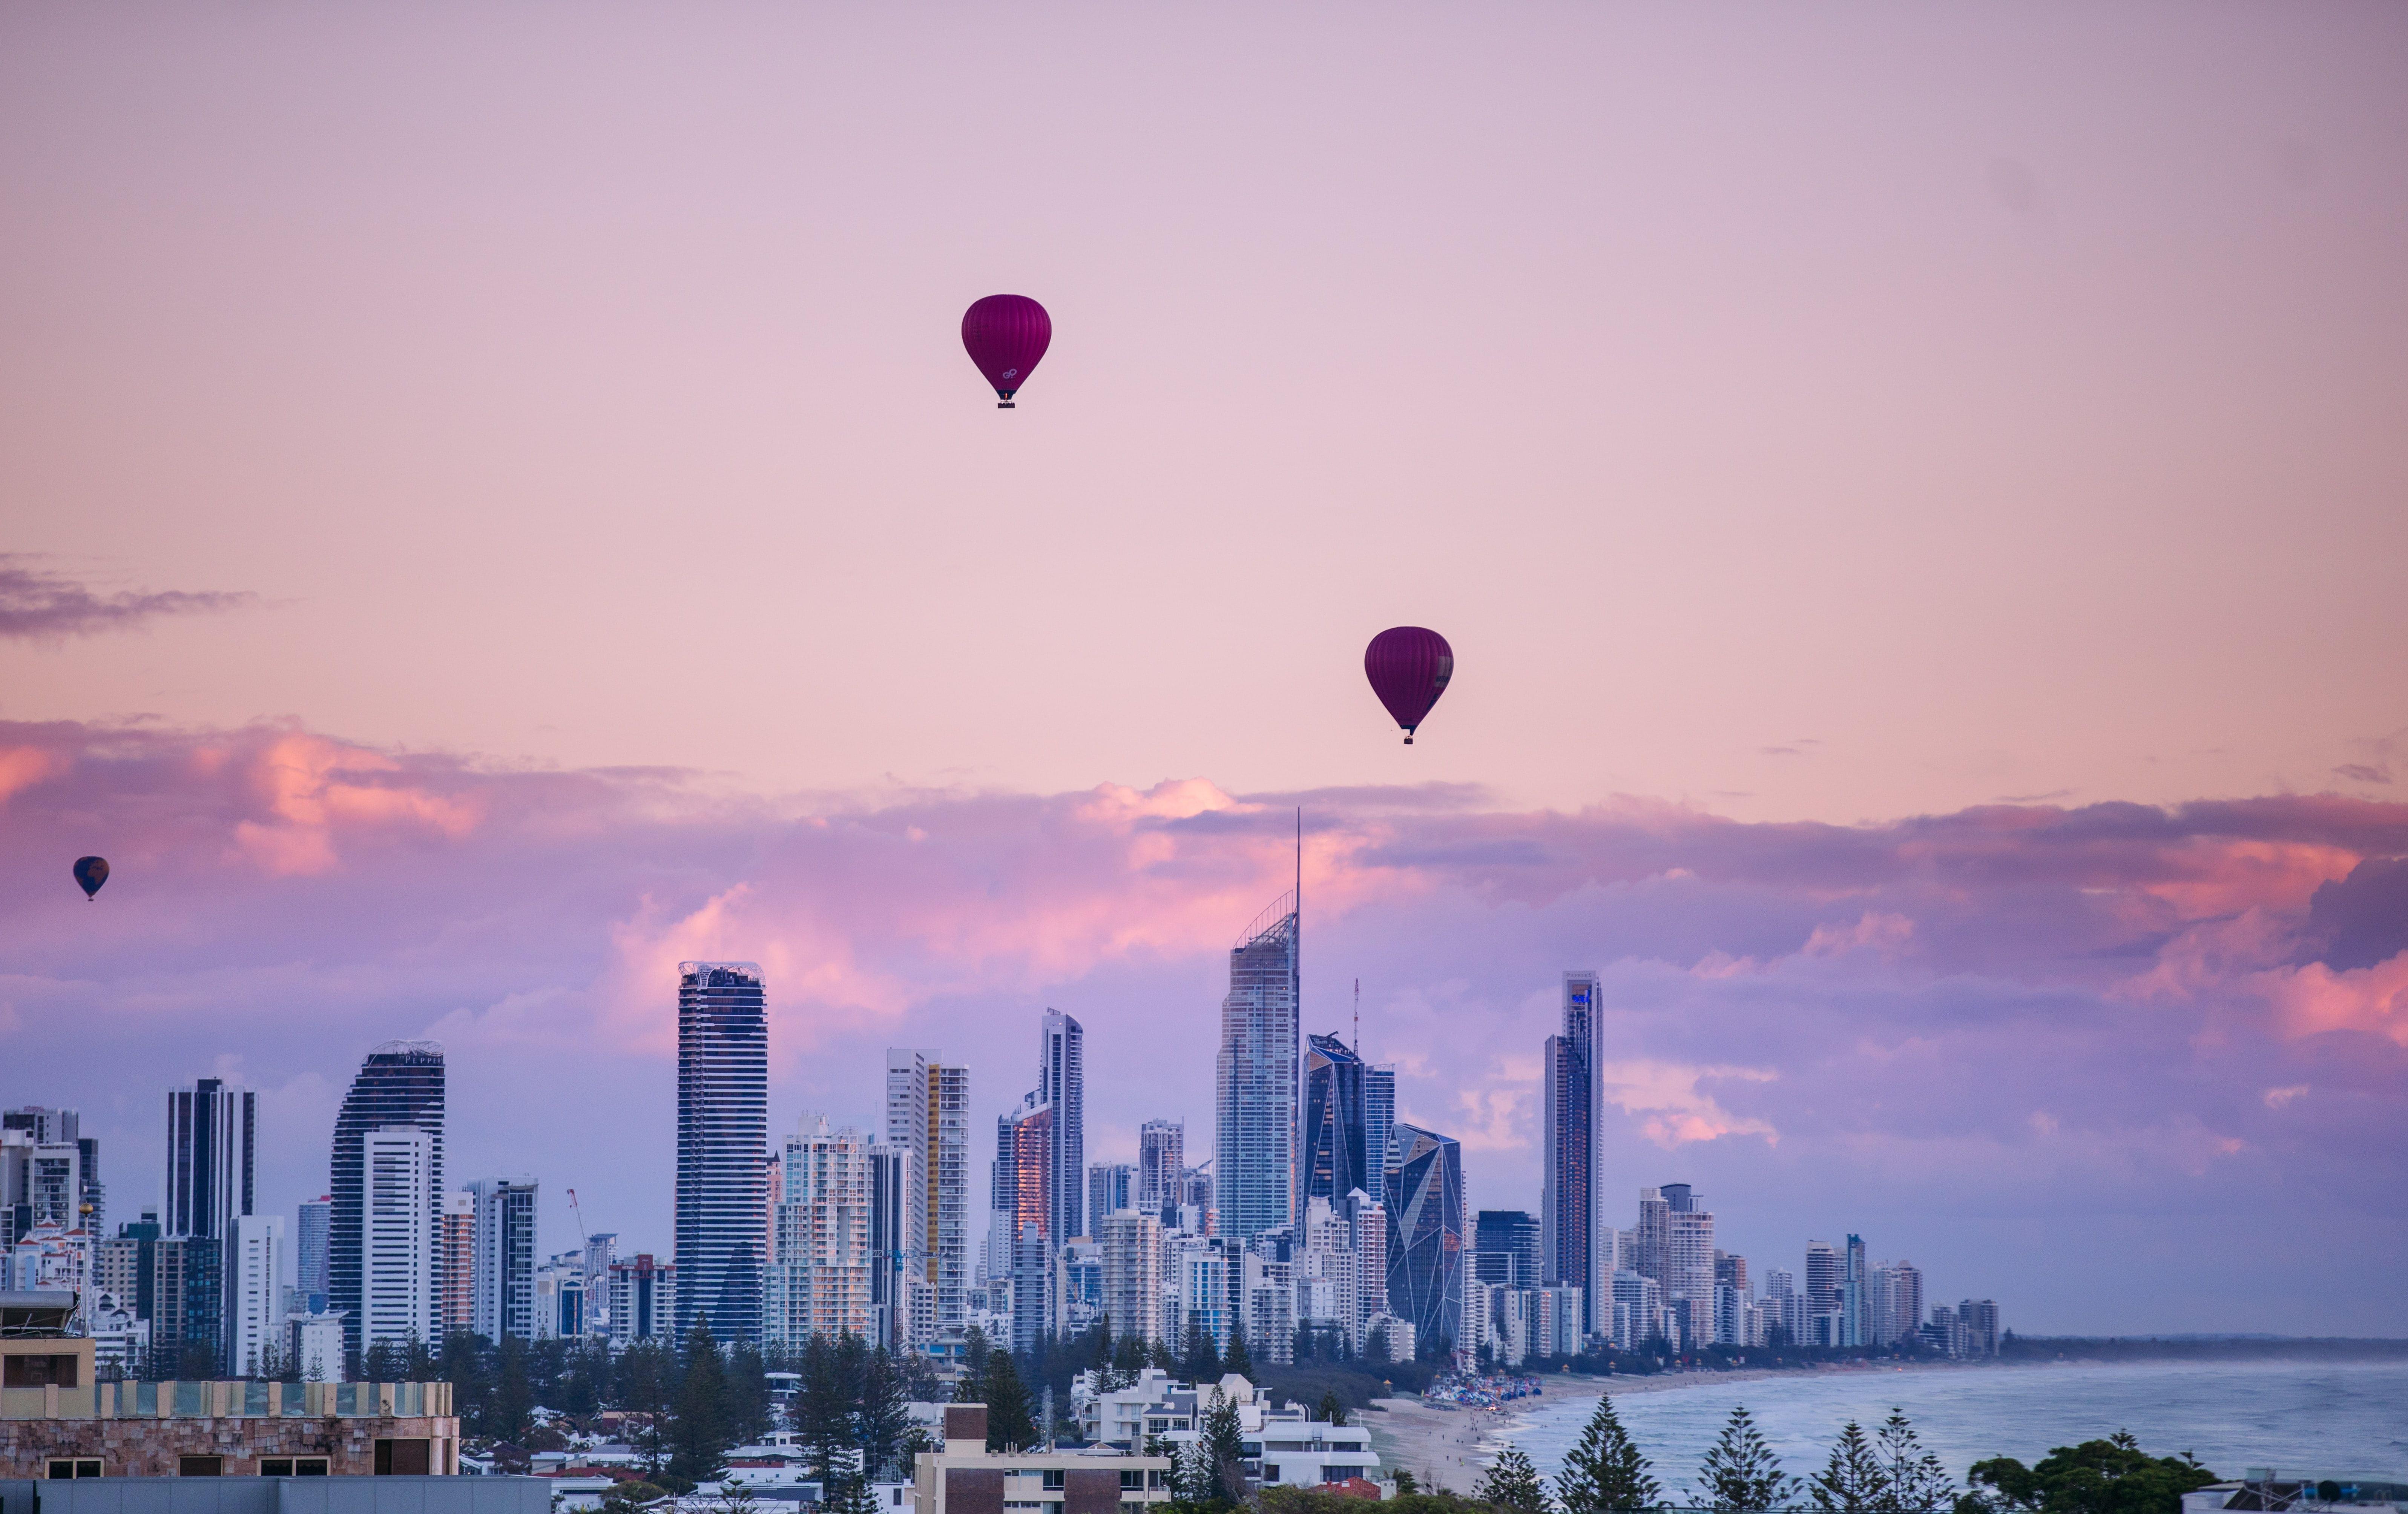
[330,1041,445,1358]
[676,962,769,1344]
[1216,891,1299,1241]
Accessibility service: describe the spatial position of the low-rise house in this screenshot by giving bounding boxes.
[914,1405,1172,1514]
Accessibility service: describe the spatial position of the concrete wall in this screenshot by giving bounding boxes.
[0,1478,549,1514]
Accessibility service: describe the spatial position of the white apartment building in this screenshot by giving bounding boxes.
[227,1210,286,1376]
[1098,1209,1163,1345]
[361,1124,436,1350]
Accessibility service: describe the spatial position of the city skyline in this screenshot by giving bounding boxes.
[7,774,2402,1337]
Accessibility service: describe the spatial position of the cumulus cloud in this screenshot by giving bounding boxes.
[3,717,2405,1331]
[0,557,256,640]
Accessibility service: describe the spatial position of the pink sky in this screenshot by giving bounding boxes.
[2,4,2404,1331]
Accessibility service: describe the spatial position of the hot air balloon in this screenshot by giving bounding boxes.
[72,856,109,900]
[962,295,1051,408]
[1364,627,1454,744]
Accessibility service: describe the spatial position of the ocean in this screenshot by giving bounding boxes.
[1486,1359,2408,1494]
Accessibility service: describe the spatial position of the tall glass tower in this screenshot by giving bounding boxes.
[676,961,768,1345]
[1038,1009,1084,1244]
[1301,1033,1368,1209]
[329,1041,445,1358]
[1215,891,1299,1241]
[1543,970,1600,1331]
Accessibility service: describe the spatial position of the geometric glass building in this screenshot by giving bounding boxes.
[675,962,768,1345]
[328,1041,445,1359]
[1384,1121,1463,1358]
[1301,1033,1369,1212]
[1215,892,1299,1242]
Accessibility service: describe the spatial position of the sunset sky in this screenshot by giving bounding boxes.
[4,3,2404,1334]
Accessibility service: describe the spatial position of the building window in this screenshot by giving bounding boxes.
[1263,1466,1281,1484]
[375,1439,432,1475]
[1120,1471,1145,1491]
[1042,1470,1066,1490]
[180,1456,225,1477]
[260,1458,332,1477]
[47,1460,104,1479]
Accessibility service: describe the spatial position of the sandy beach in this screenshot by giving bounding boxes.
[1356,1367,1902,1493]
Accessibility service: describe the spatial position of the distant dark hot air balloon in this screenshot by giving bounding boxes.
[73,856,109,900]
[1364,627,1454,744]
[962,295,1051,408]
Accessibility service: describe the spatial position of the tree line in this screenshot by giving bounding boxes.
[1376,1397,2221,1514]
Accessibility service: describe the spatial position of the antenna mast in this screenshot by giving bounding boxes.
[1353,978,1361,1053]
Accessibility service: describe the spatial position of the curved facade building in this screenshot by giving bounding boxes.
[676,961,768,1345]
[329,1041,445,1358]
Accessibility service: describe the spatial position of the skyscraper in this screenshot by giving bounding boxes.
[1473,1210,1540,1288]
[885,1049,970,1334]
[162,1078,257,1374]
[468,1178,539,1342]
[1362,1064,1397,1188]
[676,961,769,1345]
[1038,1010,1085,1244]
[1301,1033,1370,1212]
[1541,972,1599,1330]
[1385,1122,1463,1355]
[765,1116,874,1347]
[227,1212,284,1377]
[1841,1233,1868,1348]
[436,1190,475,1339]
[361,1124,436,1351]
[1216,891,1299,1241]
[1137,1121,1184,1219]
[296,1196,332,1311]
[330,1040,445,1359]
[164,1079,255,1245]
[1088,1163,1135,1227]
[2,1107,101,1238]
[866,1139,912,1349]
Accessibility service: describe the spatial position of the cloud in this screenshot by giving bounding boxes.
[3,716,2406,1331]
[0,556,256,640]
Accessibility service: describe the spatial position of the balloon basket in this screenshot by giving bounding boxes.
[997,401,1015,409]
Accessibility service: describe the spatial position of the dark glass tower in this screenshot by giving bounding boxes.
[1215,892,1299,1241]
[1474,1209,1541,1288]
[1385,1122,1464,1354]
[1542,971,1599,1331]
[676,962,768,1345]
[329,1041,445,1357]
[1301,1033,1368,1209]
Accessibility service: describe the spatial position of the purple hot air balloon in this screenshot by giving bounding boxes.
[1364,627,1454,744]
[961,295,1051,408]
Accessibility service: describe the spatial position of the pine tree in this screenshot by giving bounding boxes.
[667,1322,730,1487]
[1695,1407,1800,1512]
[1183,1317,1222,1384]
[1477,1445,1552,1512]
[1316,1390,1347,1427]
[859,1347,914,1482]
[983,1350,1037,1452]
[1224,1325,1254,1380]
[1871,1411,1953,1512]
[795,1334,855,1493]
[1555,1394,1660,1514]
[1198,1387,1247,1505]
[491,1333,535,1443]
[956,1327,990,1405]
[722,1339,773,1448]
[1810,1423,1885,1514]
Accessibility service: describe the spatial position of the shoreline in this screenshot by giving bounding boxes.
[1356,1360,2000,1493]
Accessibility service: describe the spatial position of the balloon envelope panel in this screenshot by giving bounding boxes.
[73,855,109,898]
[961,295,1052,399]
[1364,626,1454,738]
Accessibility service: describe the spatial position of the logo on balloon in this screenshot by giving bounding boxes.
[1003,369,1019,381]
